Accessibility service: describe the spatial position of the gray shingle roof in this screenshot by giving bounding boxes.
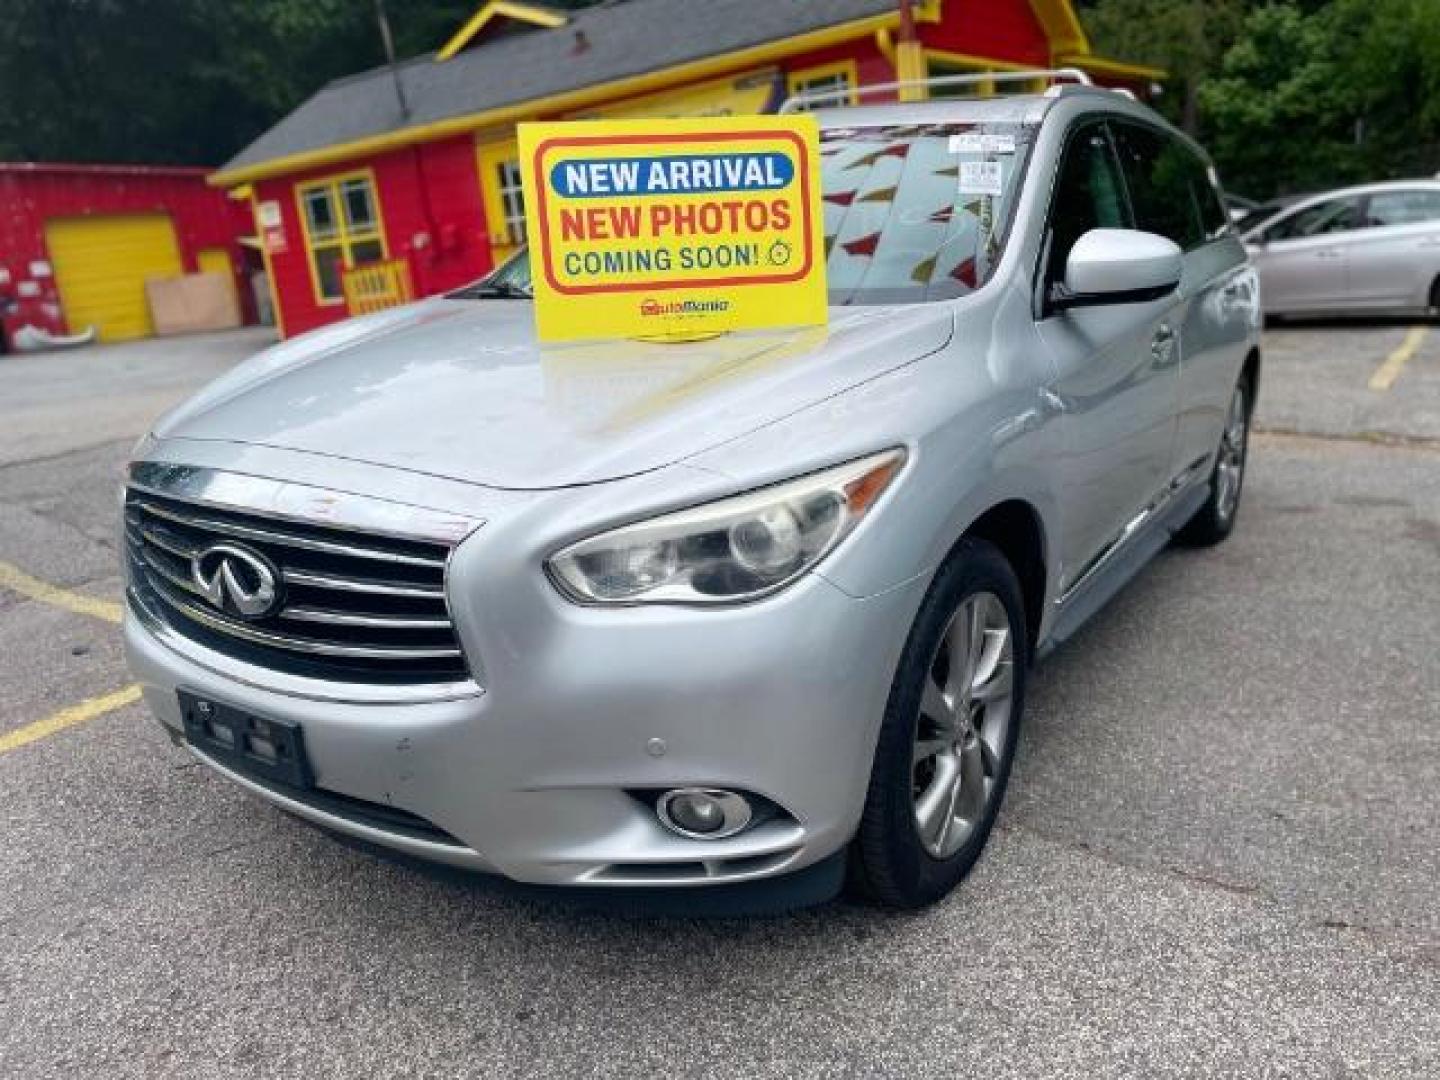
[220,0,897,175]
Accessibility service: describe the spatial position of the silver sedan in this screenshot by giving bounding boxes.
[1242,180,1440,318]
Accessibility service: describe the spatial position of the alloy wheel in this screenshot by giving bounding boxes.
[911,591,1015,859]
[1215,384,1248,523]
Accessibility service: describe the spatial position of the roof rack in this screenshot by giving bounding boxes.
[778,68,1094,114]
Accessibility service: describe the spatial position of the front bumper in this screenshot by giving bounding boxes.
[125,564,925,887]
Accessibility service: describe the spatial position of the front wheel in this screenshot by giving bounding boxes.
[1175,377,1250,547]
[848,539,1027,909]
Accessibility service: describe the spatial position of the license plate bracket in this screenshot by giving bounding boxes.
[178,689,313,790]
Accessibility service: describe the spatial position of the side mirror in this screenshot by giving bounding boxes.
[1050,228,1183,311]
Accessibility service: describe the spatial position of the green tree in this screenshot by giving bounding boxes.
[1078,0,1250,135]
[0,0,614,165]
[0,0,384,164]
[1200,0,1440,197]
[1198,3,1356,197]
[1327,0,1440,179]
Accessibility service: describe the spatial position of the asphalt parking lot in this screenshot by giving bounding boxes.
[1,322,1437,1077]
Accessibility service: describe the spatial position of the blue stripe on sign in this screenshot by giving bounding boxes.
[550,153,795,198]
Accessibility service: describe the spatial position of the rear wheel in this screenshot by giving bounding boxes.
[1175,377,1250,547]
[849,539,1027,909]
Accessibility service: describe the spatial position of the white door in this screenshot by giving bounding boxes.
[1343,188,1440,309]
[1249,196,1362,314]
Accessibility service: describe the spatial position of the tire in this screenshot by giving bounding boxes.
[848,538,1028,909]
[1175,376,1251,547]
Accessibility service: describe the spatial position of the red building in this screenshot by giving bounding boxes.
[212,0,1161,339]
[0,163,254,348]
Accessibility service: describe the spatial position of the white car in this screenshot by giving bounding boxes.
[1241,180,1440,318]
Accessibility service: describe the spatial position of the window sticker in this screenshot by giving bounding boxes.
[959,160,1003,196]
[949,133,1017,155]
[977,194,999,281]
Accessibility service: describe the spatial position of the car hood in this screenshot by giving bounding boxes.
[156,298,952,490]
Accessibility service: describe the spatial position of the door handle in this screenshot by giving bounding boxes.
[1151,323,1177,367]
[1315,248,1343,259]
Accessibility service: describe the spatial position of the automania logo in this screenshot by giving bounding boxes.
[190,542,281,619]
[639,298,732,317]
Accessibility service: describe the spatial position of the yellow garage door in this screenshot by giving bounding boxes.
[45,214,183,342]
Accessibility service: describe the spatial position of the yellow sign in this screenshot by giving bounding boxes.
[518,116,827,342]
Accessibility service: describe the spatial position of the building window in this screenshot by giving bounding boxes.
[926,54,1039,98]
[494,158,527,246]
[295,172,386,304]
[927,61,980,98]
[478,141,529,264]
[477,140,527,263]
[787,61,859,110]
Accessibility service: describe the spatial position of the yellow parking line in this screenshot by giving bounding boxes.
[1368,326,1429,391]
[0,563,133,753]
[0,684,142,756]
[0,560,122,624]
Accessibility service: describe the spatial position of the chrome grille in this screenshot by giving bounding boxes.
[124,488,471,686]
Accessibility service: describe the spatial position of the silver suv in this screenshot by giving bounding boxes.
[123,79,1260,909]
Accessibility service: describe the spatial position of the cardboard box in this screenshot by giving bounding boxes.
[146,272,241,336]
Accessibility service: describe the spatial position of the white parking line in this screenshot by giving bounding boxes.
[1368,326,1429,391]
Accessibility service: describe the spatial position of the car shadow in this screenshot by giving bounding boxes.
[313,824,854,920]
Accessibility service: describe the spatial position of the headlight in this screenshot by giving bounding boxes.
[547,448,906,605]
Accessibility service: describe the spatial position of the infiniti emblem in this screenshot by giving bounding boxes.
[190,543,281,619]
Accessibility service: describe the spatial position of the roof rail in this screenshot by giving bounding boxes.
[778,68,1094,114]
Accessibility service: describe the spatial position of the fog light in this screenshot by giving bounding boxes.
[656,788,753,839]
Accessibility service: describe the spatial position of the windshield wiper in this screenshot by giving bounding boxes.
[451,281,532,300]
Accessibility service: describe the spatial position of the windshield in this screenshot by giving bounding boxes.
[459,121,1035,306]
[817,121,1033,304]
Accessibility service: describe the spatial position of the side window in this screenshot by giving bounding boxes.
[1265,198,1361,242]
[1365,190,1440,228]
[1111,122,1205,250]
[1044,124,1131,291]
